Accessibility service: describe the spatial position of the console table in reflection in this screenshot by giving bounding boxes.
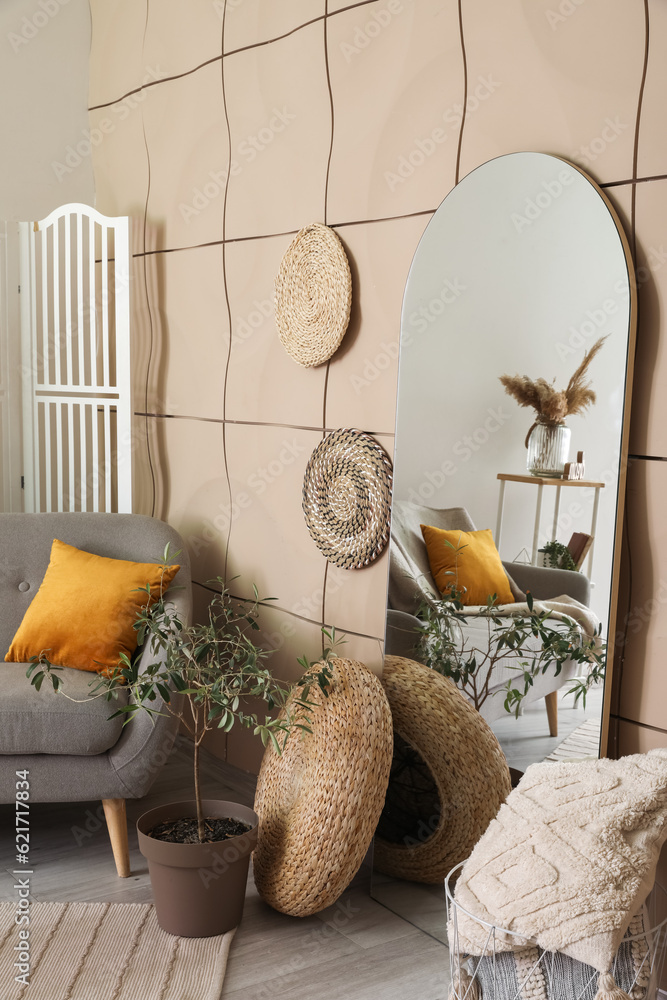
[495,473,605,580]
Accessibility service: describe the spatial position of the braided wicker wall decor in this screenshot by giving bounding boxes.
[275,222,352,367]
[302,428,393,570]
[374,656,511,884]
[253,657,393,917]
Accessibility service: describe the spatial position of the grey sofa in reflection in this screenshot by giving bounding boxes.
[0,513,191,876]
[386,502,590,735]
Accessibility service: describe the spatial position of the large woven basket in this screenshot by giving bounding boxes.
[253,657,393,917]
[275,222,352,367]
[374,656,511,884]
[302,428,393,570]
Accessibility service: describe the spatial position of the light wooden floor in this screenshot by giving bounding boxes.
[0,737,450,999]
[368,685,604,942]
[490,683,603,772]
[0,692,601,997]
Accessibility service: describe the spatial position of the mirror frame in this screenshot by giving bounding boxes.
[386,153,638,759]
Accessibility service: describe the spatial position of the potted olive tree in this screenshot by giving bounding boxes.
[28,556,331,937]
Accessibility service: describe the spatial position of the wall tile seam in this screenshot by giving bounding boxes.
[192,581,386,642]
[629,0,651,248]
[602,173,667,189]
[320,2,336,642]
[610,713,667,737]
[126,210,438,261]
[454,0,468,186]
[87,0,380,114]
[138,7,157,519]
[218,0,235,587]
[93,178,667,265]
[133,412,396,438]
[88,55,222,113]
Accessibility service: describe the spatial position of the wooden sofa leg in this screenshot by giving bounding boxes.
[102,798,131,878]
[545,691,558,738]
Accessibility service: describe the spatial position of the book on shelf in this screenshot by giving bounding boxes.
[567,531,593,569]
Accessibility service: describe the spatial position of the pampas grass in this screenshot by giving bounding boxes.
[500,337,607,424]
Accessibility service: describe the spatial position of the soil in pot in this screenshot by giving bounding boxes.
[148,816,251,844]
[138,799,259,937]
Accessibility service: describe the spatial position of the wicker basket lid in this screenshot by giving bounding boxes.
[275,223,352,367]
[302,428,393,570]
[253,657,393,917]
[374,656,511,884]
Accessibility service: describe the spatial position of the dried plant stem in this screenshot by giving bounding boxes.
[500,336,608,423]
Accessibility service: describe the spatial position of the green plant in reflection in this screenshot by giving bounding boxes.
[541,540,578,573]
[414,588,605,719]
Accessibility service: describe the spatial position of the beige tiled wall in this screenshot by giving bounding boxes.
[88,0,667,771]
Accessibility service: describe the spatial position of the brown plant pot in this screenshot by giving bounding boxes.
[137,799,258,937]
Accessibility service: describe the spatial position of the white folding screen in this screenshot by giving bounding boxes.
[18,204,131,513]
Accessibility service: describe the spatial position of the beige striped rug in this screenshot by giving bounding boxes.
[545,717,601,762]
[0,901,234,1000]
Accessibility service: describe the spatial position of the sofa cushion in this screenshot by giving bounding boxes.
[389,503,476,613]
[0,662,128,755]
[420,524,514,605]
[0,512,188,667]
[5,538,179,674]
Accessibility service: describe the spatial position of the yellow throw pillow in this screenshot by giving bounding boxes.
[5,539,180,674]
[420,525,514,606]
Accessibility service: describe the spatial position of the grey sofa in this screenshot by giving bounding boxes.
[386,502,591,734]
[0,513,192,876]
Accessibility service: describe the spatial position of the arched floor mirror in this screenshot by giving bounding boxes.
[372,152,637,943]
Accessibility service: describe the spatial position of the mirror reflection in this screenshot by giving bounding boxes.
[372,152,635,943]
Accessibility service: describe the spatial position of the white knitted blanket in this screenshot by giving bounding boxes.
[451,750,667,973]
[461,593,600,641]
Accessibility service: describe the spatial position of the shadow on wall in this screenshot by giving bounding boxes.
[628,227,662,457]
[608,221,662,751]
[129,215,169,519]
[610,456,653,750]
[326,232,361,364]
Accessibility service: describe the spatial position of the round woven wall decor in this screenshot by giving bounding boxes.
[275,223,352,367]
[374,656,511,885]
[302,428,393,570]
[253,657,393,917]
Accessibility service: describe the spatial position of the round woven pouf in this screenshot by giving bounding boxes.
[374,656,511,884]
[253,657,393,917]
[275,222,352,367]
[302,428,393,570]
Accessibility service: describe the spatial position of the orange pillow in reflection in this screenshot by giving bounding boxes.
[420,525,514,606]
[5,539,179,674]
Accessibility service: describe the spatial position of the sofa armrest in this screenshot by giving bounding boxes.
[106,582,191,799]
[502,561,590,606]
[105,649,179,799]
[385,609,426,663]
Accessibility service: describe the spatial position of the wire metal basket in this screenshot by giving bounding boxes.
[445,862,667,1000]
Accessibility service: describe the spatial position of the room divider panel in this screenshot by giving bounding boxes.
[16,203,131,513]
